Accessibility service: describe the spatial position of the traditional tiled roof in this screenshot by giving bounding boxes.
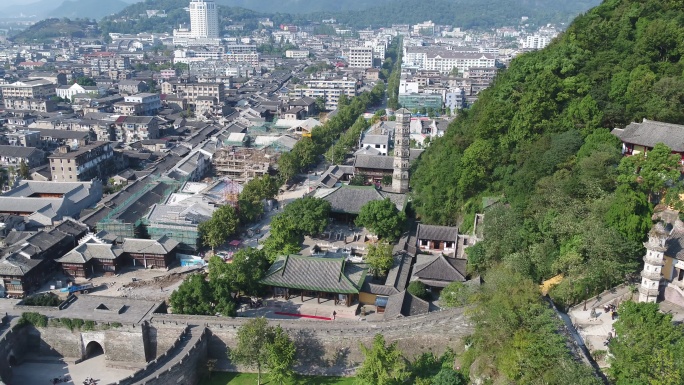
[612,119,684,152]
[56,243,123,264]
[354,155,394,170]
[383,290,429,319]
[416,224,459,242]
[261,255,368,294]
[318,185,406,215]
[121,236,179,255]
[412,254,466,287]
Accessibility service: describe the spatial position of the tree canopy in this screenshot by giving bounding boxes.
[198,204,240,250]
[356,334,409,385]
[230,318,297,385]
[356,198,406,241]
[608,301,684,385]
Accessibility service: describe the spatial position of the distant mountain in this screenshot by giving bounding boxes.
[11,18,101,43]
[0,0,63,18]
[213,0,390,14]
[52,0,130,20]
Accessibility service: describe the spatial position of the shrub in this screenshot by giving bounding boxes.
[17,312,48,328]
[408,281,431,301]
[22,293,61,307]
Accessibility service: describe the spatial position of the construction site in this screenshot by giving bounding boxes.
[212,146,277,182]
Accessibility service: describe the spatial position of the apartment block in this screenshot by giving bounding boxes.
[48,142,115,182]
[0,79,56,99]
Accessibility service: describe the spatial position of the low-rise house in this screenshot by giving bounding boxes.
[0,145,45,168]
[416,224,458,255]
[121,236,179,269]
[316,185,407,221]
[360,134,390,156]
[114,116,159,143]
[6,130,40,147]
[4,98,57,113]
[411,254,467,293]
[56,232,123,279]
[0,180,103,228]
[0,220,87,297]
[118,80,148,94]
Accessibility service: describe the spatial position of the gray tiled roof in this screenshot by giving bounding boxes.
[416,224,459,242]
[612,119,684,152]
[412,254,466,287]
[121,236,179,255]
[320,186,388,215]
[354,155,394,170]
[56,243,123,263]
[361,135,389,146]
[0,145,43,159]
[383,290,429,319]
[261,255,367,294]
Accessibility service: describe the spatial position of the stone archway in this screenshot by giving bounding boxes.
[84,341,104,359]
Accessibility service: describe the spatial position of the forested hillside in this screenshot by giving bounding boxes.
[305,0,601,29]
[413,0,684,304]
[99,0,600,35]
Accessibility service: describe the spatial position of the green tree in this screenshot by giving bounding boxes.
[356,334,409,385]
[439,281,471,308]
[18,160,29,179]
[262,214,303,261]
[281,196,331,235]
[314,96,326,112]
[266,325,296,385]
[198,204,239,250]
[431,368,466,385]
[407,281,430,300]
[231,318,275,385]
[365,243,394,278]
[169,274,214,315]
[618,143,680,201]
[71,76,97,86]
[356,198,406,241]
[608,301,684,385]
[239,175,279,223]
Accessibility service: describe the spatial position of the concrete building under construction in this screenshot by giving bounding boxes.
[212,147,275,182]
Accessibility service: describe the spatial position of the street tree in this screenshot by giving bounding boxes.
[356,198,406,241]
[266,325,297,385]
[356,334,409,385]
[365,243,394,278]
[231,317,274,385]
[239,175,279,223]
[198,204,239,250]
[169,274,214,315]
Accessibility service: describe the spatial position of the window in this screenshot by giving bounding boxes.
[420,239,428,246]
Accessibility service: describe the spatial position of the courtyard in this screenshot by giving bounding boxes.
[11,351,135,385]
[201,372,355,385]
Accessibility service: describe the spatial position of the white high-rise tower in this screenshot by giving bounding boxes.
[639,224,668,303]
[190,0,219,39]
[392,108,411,193]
